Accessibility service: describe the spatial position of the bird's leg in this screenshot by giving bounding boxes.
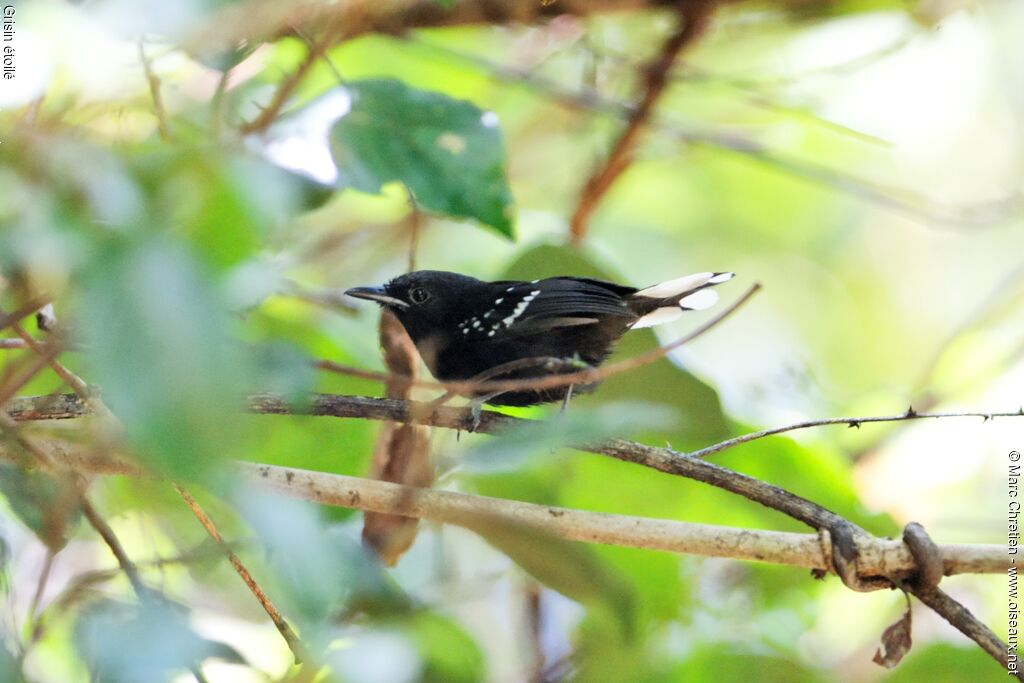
[559,383,575,416]
[468,392,503,432]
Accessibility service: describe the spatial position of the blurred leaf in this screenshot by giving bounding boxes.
[459,513,636,641]
[237,493,401,627]
[79,237,247,480]
[882,643,1001,682]
[73,598,243,683]
[675,648,829,683]
[0,464,80,550]
[463,402,674,472]
[0,643,24,683]
[408,613,484,683]
[329,79,515,237]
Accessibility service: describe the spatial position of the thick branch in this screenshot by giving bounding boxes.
[0,441,1006,577]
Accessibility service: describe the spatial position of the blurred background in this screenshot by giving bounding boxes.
[0,0,1022,681]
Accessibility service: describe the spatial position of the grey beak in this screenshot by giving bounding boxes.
[345,285,409,309]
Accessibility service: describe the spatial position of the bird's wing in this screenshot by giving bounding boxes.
[480,278,635,336]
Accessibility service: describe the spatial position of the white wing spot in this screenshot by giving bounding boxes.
[495,298,503,304]
[488,330,495,337]
[472,320,480,328]
[506,286,515,292]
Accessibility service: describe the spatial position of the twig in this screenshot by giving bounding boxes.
[174,485,307,663]
[404,36,1023,229]
[238,30,333,135]
[570,1,714,244]
[906,584,1020,679]
[138,40,173,142]
[686,408,1024,459]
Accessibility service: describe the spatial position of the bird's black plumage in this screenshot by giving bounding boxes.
[345,270,733,406]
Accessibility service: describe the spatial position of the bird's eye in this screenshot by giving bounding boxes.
[409,287,431,304]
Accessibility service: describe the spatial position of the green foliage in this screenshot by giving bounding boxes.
[73,598,243,682]
[330,79,515,237]
[78,237,248,480]
[0,1,1015,681]
[0,464,79,550]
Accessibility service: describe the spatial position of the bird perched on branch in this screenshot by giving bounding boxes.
[346,270,733,407]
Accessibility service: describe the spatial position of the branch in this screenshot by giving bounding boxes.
[0,441,1006,578]
[570,0,714,243]
[174,486,308,662]
[686,407,1024,459]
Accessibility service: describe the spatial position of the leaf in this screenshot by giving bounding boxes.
[237,492,400,626]
[0,463,80,550]
[408,613,484,683]
[873,605,913,669]
[463,402,674,473]
[329,79,515,237]
[73,598,244,683]
[78,237,247,480]
[458,513,636,640]
[0,642,25,683]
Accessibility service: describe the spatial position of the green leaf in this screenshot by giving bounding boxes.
[73,598,244,683]
[78,237,247,480]
[408,613,485,683]
[0,464,79,550]
[0,642,25,683]
[458,513,636,640]
[329,79,515,237]
[463,402,674,472]
[237,492,400,627]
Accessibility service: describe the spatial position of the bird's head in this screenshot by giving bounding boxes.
[345,270,482,343]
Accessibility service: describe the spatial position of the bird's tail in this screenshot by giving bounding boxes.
[627,272,734,329]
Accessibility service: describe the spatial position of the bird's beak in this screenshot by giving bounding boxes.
[344,285,409,309]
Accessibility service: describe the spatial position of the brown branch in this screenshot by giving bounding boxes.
[238,32,333,135]
[174,485,308,663]
[405,36,1022,229]
[686,407,1024,459]
[570,1,715,244]
[7,399,1017,673]
[0,442,1007,578]
[906,584,1020,679]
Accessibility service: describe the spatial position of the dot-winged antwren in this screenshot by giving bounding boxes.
[345,270,733,407]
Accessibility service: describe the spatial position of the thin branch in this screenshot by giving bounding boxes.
[238,31,333,135]
[906,583,1020,679]
[404,36,1023,229]
[686,407,1024,459]
[174,485,308,663]
[570,0,714,243]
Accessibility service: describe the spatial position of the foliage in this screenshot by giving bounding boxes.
[0,0,1020,682]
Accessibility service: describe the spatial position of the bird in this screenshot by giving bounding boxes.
[345,270,733,408]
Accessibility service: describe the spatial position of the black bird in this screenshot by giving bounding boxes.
[345,270,733,407]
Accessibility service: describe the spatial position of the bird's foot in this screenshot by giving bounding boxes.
[468,392,502,432]
[559,384,575,416]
